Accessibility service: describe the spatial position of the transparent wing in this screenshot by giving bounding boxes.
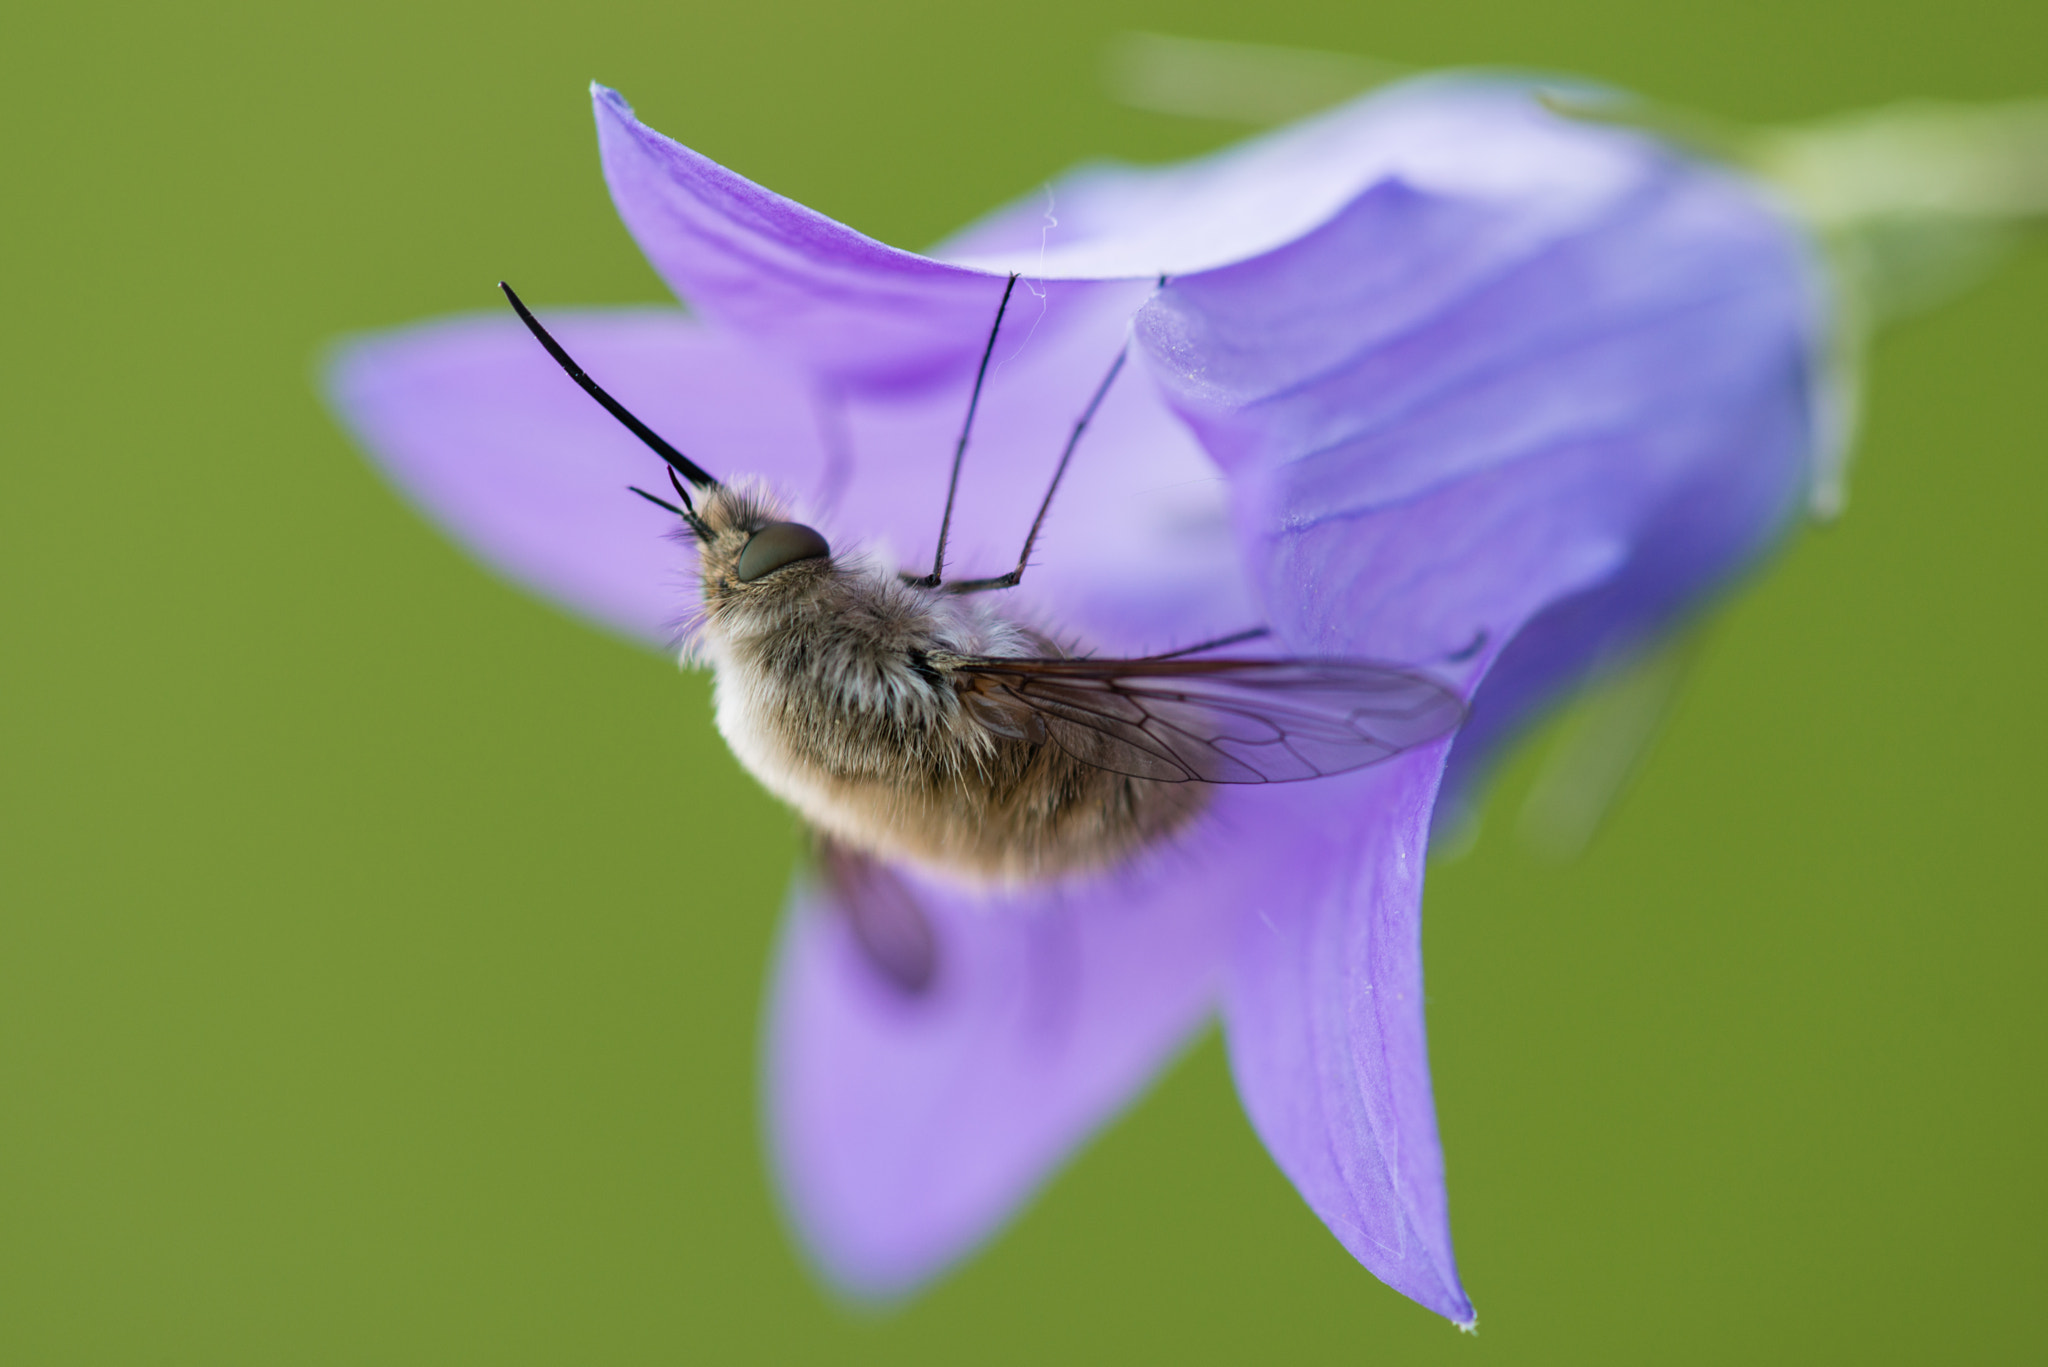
[954,655,1465,784]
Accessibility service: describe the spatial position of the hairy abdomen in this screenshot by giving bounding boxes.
[711,656,1206,885]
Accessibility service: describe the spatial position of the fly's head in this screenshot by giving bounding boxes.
[693,481,837,639]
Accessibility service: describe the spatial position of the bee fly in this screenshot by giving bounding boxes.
[498,278,1464,991]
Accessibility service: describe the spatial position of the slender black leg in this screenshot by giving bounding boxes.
[941,341,1130,595]
[904,274,1020,589]
[1140,627,1272,660]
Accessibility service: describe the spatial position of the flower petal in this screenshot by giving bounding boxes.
[1121,91,1820,1320]
[595,78,1640,390]
[765,844,1241,1296]
[939,77,1644,280]
[595,84,1032,391]
[326,310,832,645]
[1218,753,1473,1324]
[1432,359,1812,827]
[1137,109,1819,674]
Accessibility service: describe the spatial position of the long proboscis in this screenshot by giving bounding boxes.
[498,282,721,497]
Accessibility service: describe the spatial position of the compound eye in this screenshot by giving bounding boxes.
[736,521,831,582]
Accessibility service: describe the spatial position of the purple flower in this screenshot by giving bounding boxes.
[326,76,1822,1326]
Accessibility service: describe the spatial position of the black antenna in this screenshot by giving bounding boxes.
[498,282,720,503]
[908,274,1019,589]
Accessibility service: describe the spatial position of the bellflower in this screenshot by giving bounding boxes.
[329,76,1834,1326]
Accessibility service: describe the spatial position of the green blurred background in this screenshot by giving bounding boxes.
[4,0,2042,1360]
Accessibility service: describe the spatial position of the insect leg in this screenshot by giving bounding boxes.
[1139,626,1271,659]
[942,341,1129,595]
[821,838,938,995]
[906,274,1020,590]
